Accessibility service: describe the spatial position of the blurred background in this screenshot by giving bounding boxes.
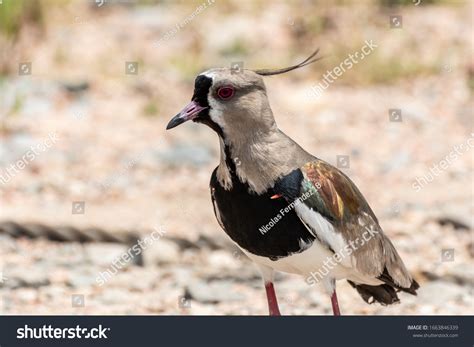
[0,0,472,315]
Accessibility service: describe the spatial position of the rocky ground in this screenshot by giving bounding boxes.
[0,0,472,315]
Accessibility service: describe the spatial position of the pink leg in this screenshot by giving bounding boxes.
[331,291,341,316]
[264,282,281,316]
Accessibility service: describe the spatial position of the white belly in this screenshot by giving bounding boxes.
[243,239,344,277]
[242,239,382,293]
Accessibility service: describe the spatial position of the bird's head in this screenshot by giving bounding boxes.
[166,49,321,141]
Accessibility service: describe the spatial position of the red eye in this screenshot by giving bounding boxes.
[217,86,235,100]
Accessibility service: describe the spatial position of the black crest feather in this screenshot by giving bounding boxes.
[254,48,322,76]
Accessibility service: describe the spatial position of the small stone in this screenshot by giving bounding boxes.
[207,250,241,270]
[186,280,245,303]
[5,271,50,289]
[143,239,180,265]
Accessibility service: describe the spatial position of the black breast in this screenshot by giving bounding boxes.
[210,167,315,260]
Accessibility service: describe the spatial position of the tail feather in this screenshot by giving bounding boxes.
[348,281,400,305]
[348,268,420,306]
[378,268,420,295]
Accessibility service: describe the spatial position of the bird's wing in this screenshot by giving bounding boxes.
[278,160,413,288]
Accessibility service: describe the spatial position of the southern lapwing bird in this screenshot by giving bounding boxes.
[166,50,419,315]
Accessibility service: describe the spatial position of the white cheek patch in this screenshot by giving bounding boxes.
[197,70,226,130]
[208,98,225,128]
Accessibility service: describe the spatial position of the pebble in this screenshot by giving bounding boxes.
[4,271,50,289]
[186,280,245,303]
[143,239,180,265]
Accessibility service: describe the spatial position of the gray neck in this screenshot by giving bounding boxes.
[216,127,314,194]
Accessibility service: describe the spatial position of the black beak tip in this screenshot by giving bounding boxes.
[166,115,184,130]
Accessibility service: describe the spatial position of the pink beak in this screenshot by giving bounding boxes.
[166,100,208,130]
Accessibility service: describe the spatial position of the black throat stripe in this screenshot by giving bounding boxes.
[191,74,224,137]
[192,75,212,107]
